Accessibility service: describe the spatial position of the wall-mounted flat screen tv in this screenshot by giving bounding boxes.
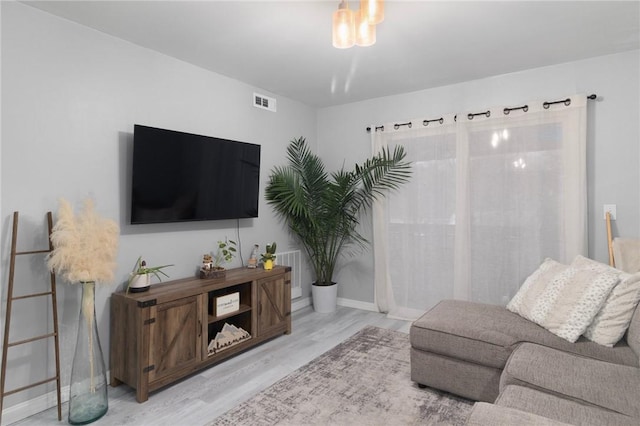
[131,125,261,224]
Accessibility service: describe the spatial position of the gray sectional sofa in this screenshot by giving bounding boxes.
[410,298,640,425]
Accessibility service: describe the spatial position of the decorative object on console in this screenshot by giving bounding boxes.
[207,323,251,356]
[265,137,411,313]
[46,198,118,425]
[247,244,259,268]
[215,292,240,316]
[200,253,218,278]
[261,242,277,270]
[127,256,172,293]
[201,238,237,278]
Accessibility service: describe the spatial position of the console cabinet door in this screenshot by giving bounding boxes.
[257,275,288,336]
[148,295,202,383]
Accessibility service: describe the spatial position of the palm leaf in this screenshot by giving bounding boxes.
[265,137,411,285]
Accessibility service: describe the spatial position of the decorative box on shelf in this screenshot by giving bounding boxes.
[200,268,226,279]
[214,292,240,316]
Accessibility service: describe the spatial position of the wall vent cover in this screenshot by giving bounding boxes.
[276,250,302,299]
[253,93,277,112]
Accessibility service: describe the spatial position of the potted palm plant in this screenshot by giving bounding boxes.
[265,137,411,313]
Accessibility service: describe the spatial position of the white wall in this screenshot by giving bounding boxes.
[0,2,315,417]
[318,50,640,303]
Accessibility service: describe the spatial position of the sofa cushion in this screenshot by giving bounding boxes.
[626,302,640,360]
[411,347,502,403]
[465,402,572,426]
[411,300,638,370]
[496,385,639,426]
[572,255,640,347]
[411,301,514,369]
[507,258,620,342]
[500,343,640,418]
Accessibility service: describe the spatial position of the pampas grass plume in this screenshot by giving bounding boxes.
[47,198,119,284]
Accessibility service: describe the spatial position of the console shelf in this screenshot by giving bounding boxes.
[208,304,252,323]
[110,265,291,402]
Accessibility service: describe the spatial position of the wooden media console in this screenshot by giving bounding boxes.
[110,265,291,402]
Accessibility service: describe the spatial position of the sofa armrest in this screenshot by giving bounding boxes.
[501,343,640,418]
[465,402,571,425]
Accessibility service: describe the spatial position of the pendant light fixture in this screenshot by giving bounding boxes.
[332,0,383,48]
[361,0,384,25]
[332,0,355,49]
[355,8,376,47]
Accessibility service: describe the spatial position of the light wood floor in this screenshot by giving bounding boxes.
[13,306,411,425]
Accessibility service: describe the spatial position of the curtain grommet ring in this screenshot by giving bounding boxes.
[421,117,444,126]
[467,110,490,120]
[504,105,529,115]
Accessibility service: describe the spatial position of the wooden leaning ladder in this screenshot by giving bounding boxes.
[0,212,62,423]
[606,211,616,268]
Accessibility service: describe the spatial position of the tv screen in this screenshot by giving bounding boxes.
[131,125,261,224]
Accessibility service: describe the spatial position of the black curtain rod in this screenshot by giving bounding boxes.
[366,93,597,132]
[394,122,412,130]
[423,117,444,126]
[504,105,529,115]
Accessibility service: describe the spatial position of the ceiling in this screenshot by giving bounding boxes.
[24,1,640,108]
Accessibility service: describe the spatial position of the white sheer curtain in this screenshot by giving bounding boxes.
[373,95,587,320]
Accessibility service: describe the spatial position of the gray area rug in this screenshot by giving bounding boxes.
[210,326,473,425]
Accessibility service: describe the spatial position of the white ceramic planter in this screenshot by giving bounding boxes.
[311,283,338,313]
[129,273,151,293]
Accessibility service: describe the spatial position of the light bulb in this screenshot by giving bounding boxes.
[355,9,376,47]
[360,0,384,24]
[333,1,355,49]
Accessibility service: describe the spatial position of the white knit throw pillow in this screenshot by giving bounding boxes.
[572,255,640,347]
[508,258,620,342]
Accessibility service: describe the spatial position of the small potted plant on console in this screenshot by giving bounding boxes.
[261,242,277,270]
[201,238,237,279]
[127,256,173,293]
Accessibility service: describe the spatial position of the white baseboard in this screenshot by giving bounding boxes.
[292,296,378,313]
[291,296,312,312]
[2,384,69,425]
[337,297,378,312]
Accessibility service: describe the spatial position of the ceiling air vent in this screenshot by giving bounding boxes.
[253,93,277,112]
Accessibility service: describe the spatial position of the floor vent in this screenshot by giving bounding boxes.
[253,92,277,112]
[276,250,301,299]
